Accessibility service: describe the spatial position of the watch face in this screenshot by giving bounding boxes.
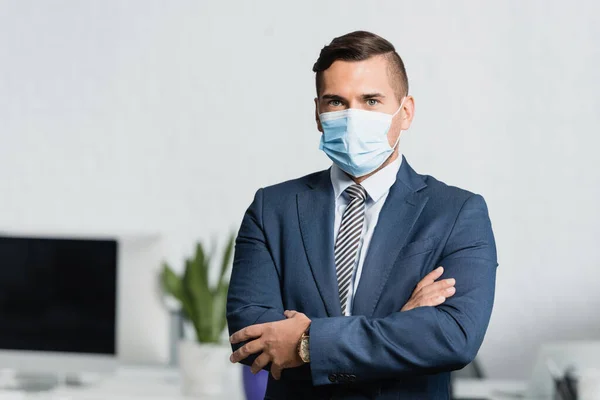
[301,336,310,362]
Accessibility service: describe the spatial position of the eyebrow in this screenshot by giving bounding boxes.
[321,94,347,101]
[320,93,386,101]
[361,93,386,99]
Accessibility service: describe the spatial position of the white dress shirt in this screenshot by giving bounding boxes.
[330,155,403,316]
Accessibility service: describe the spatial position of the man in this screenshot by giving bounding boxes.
[227,31,497,399]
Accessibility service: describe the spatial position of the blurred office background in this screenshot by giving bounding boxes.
[1,0,599,395]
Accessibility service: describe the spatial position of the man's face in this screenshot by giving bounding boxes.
[314,55,414,148]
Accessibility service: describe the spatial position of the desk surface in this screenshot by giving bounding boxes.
[0,367,529,400]
[453,378,529,399]
[0,365,244,400]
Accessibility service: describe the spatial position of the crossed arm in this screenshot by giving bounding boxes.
[226,189,497,385]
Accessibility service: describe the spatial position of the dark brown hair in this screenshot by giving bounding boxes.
[312,31,408,101]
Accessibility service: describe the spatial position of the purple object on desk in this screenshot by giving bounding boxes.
[242,365,268,400]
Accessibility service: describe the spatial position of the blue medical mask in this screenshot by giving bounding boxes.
[318,98,406,177]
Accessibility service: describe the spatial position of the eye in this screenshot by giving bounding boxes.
[328,100,343,107]
[367,99,379,106]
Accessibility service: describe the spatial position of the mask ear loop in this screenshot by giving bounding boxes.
[392,96,408,117]
[390,95,408,150]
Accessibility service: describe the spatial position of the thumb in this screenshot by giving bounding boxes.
[284,310,298,318]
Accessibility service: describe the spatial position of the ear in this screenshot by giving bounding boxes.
[314,97,323,133]
[399,95,415,131]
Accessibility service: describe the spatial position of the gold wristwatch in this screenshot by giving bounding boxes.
[298,329,310,363]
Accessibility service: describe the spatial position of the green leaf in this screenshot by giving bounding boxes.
[181,259,198,336]
[161,262,195,324]
[184,245,215,342]
[160,262,182,301]
[194,243,209,293]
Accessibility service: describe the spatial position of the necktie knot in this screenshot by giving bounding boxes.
[345,184,367,202]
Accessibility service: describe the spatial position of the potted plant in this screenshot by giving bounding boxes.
[160,235,235,397]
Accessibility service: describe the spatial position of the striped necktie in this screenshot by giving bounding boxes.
[335,184,367,315]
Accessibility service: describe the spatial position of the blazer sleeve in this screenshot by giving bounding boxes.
[308,194,498,385]
[226,188,285,367]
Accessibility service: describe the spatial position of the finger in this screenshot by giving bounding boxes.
[428,295,447,307]
[418,278,455,298]
[400,301,415,312]
[230,324,265,344]
[284,310,298,318]
[271,364,282,380]
[418,288,457,308]
[230,338,264,363]
[430,289,457,305]
[251,352,271,374]
[406,295,442,309]
[415,266,444,291]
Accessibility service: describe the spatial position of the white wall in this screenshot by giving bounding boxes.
[1,0,599,379]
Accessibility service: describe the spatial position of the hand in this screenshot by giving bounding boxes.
[401,266,456,312]
[229,310,311,380]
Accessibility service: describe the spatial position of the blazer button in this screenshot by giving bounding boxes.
[328,373,337,383]
[349,374,356,382]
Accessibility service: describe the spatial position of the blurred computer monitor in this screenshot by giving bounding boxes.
[0,234,118,377]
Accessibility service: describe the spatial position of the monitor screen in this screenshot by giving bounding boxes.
[0,236,117,355]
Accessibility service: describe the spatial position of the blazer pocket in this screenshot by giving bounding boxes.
[397,237,437,260]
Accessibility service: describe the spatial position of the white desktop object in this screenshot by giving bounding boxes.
[116,234,169,364]
[526,341,600,398]
[578,368,600,400]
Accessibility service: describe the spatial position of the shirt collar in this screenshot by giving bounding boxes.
[330,155,403,203]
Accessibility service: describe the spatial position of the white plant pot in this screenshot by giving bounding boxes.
[179,340,231,397]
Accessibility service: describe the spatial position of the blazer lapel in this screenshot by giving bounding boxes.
[352,157,429,317]
[297,169,342,317]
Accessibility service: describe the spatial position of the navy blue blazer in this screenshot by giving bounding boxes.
[227,157,498,399]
